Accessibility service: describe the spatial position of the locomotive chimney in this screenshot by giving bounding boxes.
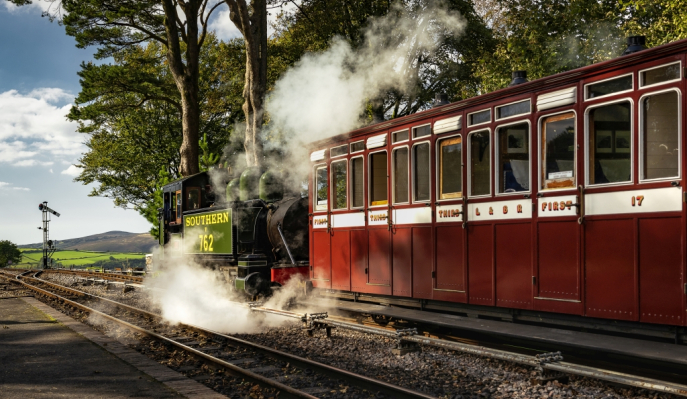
[508,70,528,87]
[433,93,450,108]
[622,36,647,55]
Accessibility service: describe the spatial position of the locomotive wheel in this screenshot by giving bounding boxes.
[372,314,391,326]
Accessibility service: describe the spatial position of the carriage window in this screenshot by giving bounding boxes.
[414,143,430,201]
[351,141,365,153]
[497,123,530,193]
[393,148,409,204]
[331,161,347,209]
[641,63,681,87]
[439,137,462,199]
[315,166,328,210]
[541,113,575,190]
[469,131,490,196]
[370,152,388,206]
[331,145,348,158]
[175,191,182,224]
[351,157,364,207]
[586,75,632,99]
[469,109,491,126]
[642,91,679,180]
[413,125,431,138]
[497,100,531,120]
[169,192,176,223]
[392,130,409,143]
[588,102,632,185]
[187,188,200,210]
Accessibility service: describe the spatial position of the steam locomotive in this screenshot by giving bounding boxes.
[158,167,310,296]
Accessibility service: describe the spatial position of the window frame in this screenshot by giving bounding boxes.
[639,61,682,89]
[349,155,365,210]
[495,99,532,121]
[412,140,432,204]
[392,129,409,144]
[330,144,348,158]
[467,108,491,127]
[638,87,682,183]
[537,110,578,192]
[330,159,349,211]
[435,134,463,202]
[350,140,365,154]
[368,149,389,208]
[584,73,634,102]
[314,163,329,212]
[412,124,432,139]
[494,119,533,197]
[584,97,635,187]
[391,145,410,205]
[467,128,493,198]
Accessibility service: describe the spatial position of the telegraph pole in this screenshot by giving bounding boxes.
[38,202,60,269]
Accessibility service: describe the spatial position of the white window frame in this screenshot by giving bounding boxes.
[330,159,348,211]
[330,144,348,158]
[435,133,463,203]
[638,88,682,183]
[495,99,532,121]
[314,163,328,212]
[639,61,682,89]
[584,98,635,187]
[412,124,432,139]
[391,145,410,205]
[392,129,410,144]
[412,140,432,204]
[350,140,365,154]
[467,108,491,127]
[537,110,578,192]
[368,150,389,208]
[467,128,492,198]
[495,120,532,197]
[349,155,365,210]
[584,73,634,101]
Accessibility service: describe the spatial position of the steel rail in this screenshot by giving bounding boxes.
[49,269,144,283]
[0,271,435,399]
[249,306,687,397]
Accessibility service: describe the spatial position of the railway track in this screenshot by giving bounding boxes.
[48,268,145,284]
[0,270,433,399]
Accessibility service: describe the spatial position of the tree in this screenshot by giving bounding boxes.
[0,241,22,268]
[7,0,227,177]
[620,0,687,46]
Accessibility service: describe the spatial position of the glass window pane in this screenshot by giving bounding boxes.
[413,125,431,138]
[586,75,632,99]
[469,109,491,126]
[351,141,365,153]
[393,148,409,203]
[331,145,348,157]
[588,102,632,184]
[470,131,490,196]
[351,157,364,207]
[497,123,530,193]
[392,130,408,142]
[187,188,200,210]
[414,144,430,201]
[176,192,182,222]
[370,152,388,205]
[315,166,328,209]
[541,113,575,190]
[642,91,679,180]
[331,161,347,209]
[641,63,680,87]
[439,137,462,199]
[497,100,531,119]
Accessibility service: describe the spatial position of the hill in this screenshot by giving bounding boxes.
[19,231,157,253]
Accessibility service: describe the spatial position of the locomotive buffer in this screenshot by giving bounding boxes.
[37,201,60,269]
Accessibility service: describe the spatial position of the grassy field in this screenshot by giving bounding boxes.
[15,249,145,268]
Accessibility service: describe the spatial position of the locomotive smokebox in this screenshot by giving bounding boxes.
[267,197,309,262]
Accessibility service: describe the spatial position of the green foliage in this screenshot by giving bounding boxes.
[0,240,22,267]
[199,133,220,171]
[620,0,687,46]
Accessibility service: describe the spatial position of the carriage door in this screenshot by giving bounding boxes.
[583,66,684,324]
[329,145,356,292]
[534,105,583,315]
[311,154,331,288]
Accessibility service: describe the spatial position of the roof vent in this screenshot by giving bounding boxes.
[508,71,528,87]
[622,36,647,55]
[433,93,450,108]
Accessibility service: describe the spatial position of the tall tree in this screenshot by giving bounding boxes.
[7,0,227,177]
[0,240,22,268]
[620,0,687,46]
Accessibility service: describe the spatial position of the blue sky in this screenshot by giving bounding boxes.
[0,2,252,245]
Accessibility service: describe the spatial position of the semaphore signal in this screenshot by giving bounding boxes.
[37,201,60,269]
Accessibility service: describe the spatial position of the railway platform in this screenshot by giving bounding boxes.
[314,299,687,372]
[0,297,218,398]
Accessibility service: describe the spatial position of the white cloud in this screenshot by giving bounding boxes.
[0,88,83,166]
[61,164,82,177]
[49,168,53,173]
[2,0,57,14]
[0,182,9,188]
[12,187,30,191]
[0,181,29,191]
[208,9,242,41]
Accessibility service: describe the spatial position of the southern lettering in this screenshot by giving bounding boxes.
[185,212,230,227]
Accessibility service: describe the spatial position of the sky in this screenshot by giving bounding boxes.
[0,2,251,245]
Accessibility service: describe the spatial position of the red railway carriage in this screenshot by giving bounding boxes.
[306,37,687,327]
